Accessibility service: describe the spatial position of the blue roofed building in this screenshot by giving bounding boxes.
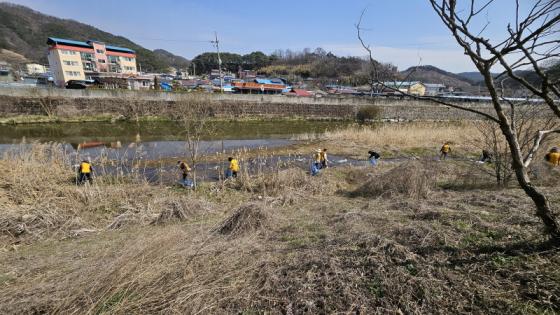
[46,37,139,87]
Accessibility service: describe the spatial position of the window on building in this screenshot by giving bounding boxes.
[98,59,106,63]
[81,52,94,61]
[108,56,119,64]
[83,63,95,71]
[122,57,135,62]
[63,60,79,66]
[124,66,135,71]
[61,50,78,55]
[65,71,81,77]
[96,49,105,54]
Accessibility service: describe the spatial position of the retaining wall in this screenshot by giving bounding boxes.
[0,86,528,121]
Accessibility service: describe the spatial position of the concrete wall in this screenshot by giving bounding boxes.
[0,86,538,121]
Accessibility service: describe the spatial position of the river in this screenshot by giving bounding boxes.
[0,120,355,183]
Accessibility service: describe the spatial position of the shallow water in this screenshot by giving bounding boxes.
[0,120,349,145]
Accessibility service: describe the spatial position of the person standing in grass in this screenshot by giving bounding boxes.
[368,150,380,166]
[440,142,451,160]
[313,149,322,169]
[177,160,192,182]
[545,147,560,166]
[310,149,322,176]
[226,157,239,178]
[78,160,93,185]
[320,148,329,169]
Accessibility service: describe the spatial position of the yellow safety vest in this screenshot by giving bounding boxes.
[549,152,560,166]
[230,159,239,172]
[314,153,322,163]
[180,162,191,173]
[441,144,450,153]
[80,162,91,174]
[320,151,327,161]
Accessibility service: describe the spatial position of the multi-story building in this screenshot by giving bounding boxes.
[47,37,137,87]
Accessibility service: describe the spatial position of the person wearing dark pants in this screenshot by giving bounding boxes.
[178,160,191,181]
[226,157,239,178]
[78,160,93,185]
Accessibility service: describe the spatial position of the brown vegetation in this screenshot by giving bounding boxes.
[293,122,479,159]
[351,160,439,199]
[1,143,559,313]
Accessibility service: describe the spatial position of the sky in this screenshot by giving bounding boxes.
[2,0,532,72]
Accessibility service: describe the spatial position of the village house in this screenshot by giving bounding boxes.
[380,81,426,96]
[232,78,286,94]
[424,83,446,96]
[25,63,48,75]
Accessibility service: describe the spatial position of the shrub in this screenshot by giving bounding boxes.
[356,105,382,123]
[351,160,438,199]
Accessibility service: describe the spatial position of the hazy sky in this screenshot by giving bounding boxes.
[2,0,530,72]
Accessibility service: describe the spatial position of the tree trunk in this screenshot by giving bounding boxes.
[512,162,560,241]
[500,122,560,241]
[482,67,560,241]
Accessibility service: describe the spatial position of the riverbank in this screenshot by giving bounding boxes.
[1,139,559,313]
[0,113,352,125]
[0,86,513,122]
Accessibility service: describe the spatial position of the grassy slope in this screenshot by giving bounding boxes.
[1,130,560,313]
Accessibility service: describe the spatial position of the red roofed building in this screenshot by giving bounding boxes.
[285,88,313,97]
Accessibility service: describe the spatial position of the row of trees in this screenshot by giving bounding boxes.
[190,48,378,82]
[190,51,272,74]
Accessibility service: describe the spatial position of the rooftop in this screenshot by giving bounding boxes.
[47,37,136,54]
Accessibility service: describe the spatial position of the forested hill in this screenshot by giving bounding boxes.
[153,49,191,70]
[0,2,183,72]
[400,65,475,89]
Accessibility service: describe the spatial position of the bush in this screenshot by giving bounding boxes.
[356,105,382,123]
[351,160,438,199]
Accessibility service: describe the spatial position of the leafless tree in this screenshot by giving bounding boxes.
[32,87,57,117]
[173,95,217,188]
[474,103,559,186]
[358,1,560,240]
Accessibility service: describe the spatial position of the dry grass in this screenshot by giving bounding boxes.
[1,143,559,314]
[214,202,268,237]
[351,160,439,199]
[293,122,478,157]
[231,167,340,199]
[0,144,219,245]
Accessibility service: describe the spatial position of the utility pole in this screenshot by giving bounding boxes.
[211,32,223,93]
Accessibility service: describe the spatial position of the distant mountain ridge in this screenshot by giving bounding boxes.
[456,71,486,83]
[0,2,186,72]
[399,65,476,90]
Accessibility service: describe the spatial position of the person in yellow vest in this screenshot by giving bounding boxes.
[440,142,451,160]
[78,160,93,184]
[320,148,329,169]
[314,149,322,167]
[545,147,560,166]
[227,157,240,178]
[177,160,192,181]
